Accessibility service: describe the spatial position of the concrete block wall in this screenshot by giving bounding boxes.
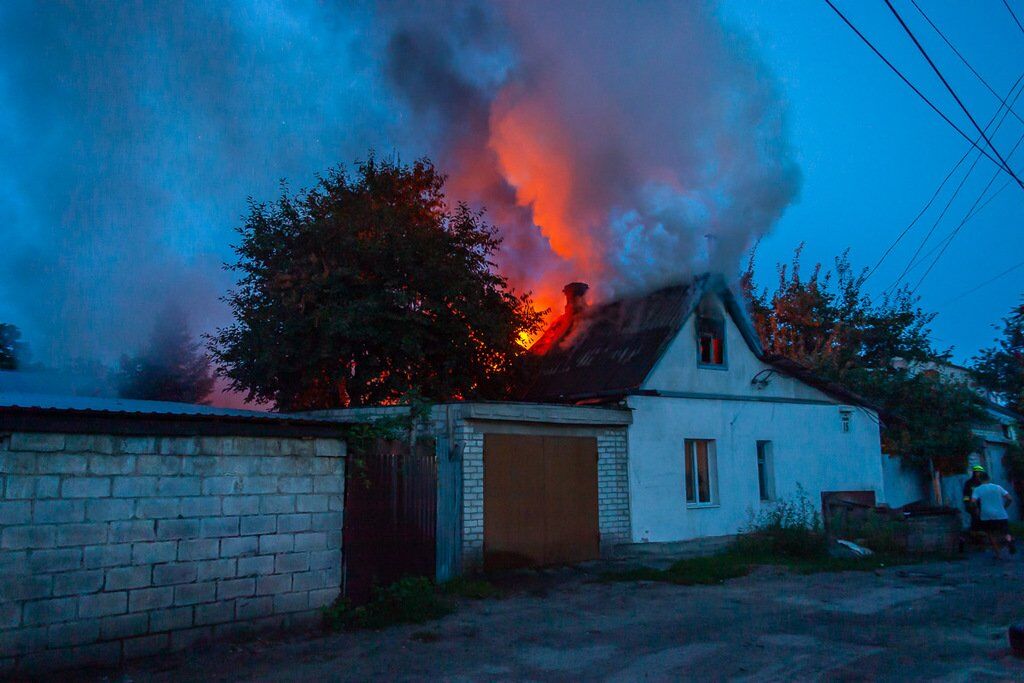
[0,432,345,674]
[596,429,631,547]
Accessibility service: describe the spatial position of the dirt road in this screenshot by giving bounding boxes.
[83,554,1024,681]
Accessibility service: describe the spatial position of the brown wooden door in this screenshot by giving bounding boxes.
[483,434,600,570]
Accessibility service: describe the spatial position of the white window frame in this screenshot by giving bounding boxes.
[684,438,719,507]
[756,440,775,502]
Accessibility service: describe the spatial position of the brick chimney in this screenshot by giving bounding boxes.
[562,282,589,316]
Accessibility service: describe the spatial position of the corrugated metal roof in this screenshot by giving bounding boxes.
[0,392,334,424]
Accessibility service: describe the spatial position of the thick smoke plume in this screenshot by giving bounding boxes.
[0,0,798,399]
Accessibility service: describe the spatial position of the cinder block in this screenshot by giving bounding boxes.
[308,588,339,609]
[292,569,333,592]
[23,597,76,625]
[180,456,218,476]
[313,477,342,494]
[131,541,177,565]
[294,532,327,552]
[277,513,311,534]
[0,602,21,629]
[34,499,85,524]
[273,591,309,614]
[0,500,32,525]
[55,523,107,547]
[66,435,114,455]
[4,476,36,499]
[29,548,82,572]
[123,633,169,659]
[47,618,101,647]
[148,605,193,632]
[295,495,329,513]
[2,525,56,550]
[84,543,131,568]
[10,433,65,453]
[105,565,152,591]
[222,496,260,516]
[200,516,239,538]
[259,494,294,514]
[309,512,342,532]
[173,582,216,606]
[179,497,221,517]
[156,477,200,497]
[129,586,174,612]
[118,437,158,455]
[78,591,127,618]
[239,476,278,495]
[86,498,133,522]
[274,552,309,574]
[256,573,292,596]
[0,625,47,657]
[259,534,294,554]
[220,536,258,558]
[177,538,219,561]
[307,550,338,571]
[240,515,277,536]
[53,569,105,596]
[217,578,255,601]
[111,476,157,498]
[195,600,235,626]
[279,477,313,494]
[196,558,236,581]
[109,520,156,544]
[61,477,111,498]
[158,437,199,457]
[235,596,274,620]
[156,518,200,540]
[0,453,36,475]
[99,612,148,640]
[88,455,135,475]
[169,626,211,652]
[152,562,198,586]
[314,438,345,458]
[201,476,240,495]
[136,455,182,475]
[136,497,181,519]
[236,555,274,577]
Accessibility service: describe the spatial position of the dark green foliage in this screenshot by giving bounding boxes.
[742,247,985,473]
[322,577,452,631]
[439,577,502,600]
[113,307,214,404]
[0,323,26,370]
[210,154,544,410]
[972,299,1024,416]
[733,486,826,560]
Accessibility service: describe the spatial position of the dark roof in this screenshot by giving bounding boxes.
[0,392,344,437]
[521,274,877,410]
[521,282,697,402]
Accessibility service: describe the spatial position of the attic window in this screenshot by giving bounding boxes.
[697,316,725,366]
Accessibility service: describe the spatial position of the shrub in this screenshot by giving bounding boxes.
[322,577,452,631]
[734,485,827,560]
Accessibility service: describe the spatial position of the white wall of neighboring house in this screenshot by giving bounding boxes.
[625,293,886,544]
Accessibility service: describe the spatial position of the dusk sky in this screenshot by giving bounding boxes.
[0,0,1021,381]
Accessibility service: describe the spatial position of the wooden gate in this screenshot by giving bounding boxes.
[342,438,437,604]
[483,434,600,570]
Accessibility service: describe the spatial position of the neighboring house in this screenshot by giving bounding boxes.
[882,362,1022,521]
[520,273,886,545]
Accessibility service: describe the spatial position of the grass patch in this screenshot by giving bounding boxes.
[322,577,452,631]
[439,577,502,600]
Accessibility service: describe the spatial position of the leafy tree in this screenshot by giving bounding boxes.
[0,323,27,370]
[742,247,984,473]
[971,299,1024,415]
[209,155,543,410]
[114,307,215,403]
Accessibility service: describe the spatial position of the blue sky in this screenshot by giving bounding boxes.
[725,0,1024,361]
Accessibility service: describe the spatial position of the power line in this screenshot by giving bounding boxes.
[937,259,1024,309]
[884,0,1024,190]
[1005,0,1024,36]
[879,75,1024,292]
[910,0,1024,126]
[823,0,1024,179]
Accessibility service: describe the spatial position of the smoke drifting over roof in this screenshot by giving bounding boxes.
[0,0,798,373]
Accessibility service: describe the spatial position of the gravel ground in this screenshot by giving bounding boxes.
[71,552,1024,682]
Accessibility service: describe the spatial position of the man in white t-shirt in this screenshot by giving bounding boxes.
[971,472,1017,559]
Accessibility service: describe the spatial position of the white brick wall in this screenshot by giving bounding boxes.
[0,432,345,675]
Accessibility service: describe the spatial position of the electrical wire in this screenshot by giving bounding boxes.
[1005,0,1024,36]
[823,0,1024,181]
[936,259,1024,310]
[883,0,1024,189]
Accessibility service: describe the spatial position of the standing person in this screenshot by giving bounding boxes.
[971,472,1017,559]
[959,465,986,550]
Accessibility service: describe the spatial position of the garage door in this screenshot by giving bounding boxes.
[483,434,600,570]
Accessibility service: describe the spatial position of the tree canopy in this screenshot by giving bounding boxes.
[113,307,215,404]
[209,155,543,410]
[742,247,984,472]
[971,299,1024,416]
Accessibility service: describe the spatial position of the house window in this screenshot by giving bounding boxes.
[685,439,718,506]
[756,440,775,501]
[840,409,852,433]
[697,316,725,366]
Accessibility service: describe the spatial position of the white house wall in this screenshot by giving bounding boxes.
[625,394,884,542]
